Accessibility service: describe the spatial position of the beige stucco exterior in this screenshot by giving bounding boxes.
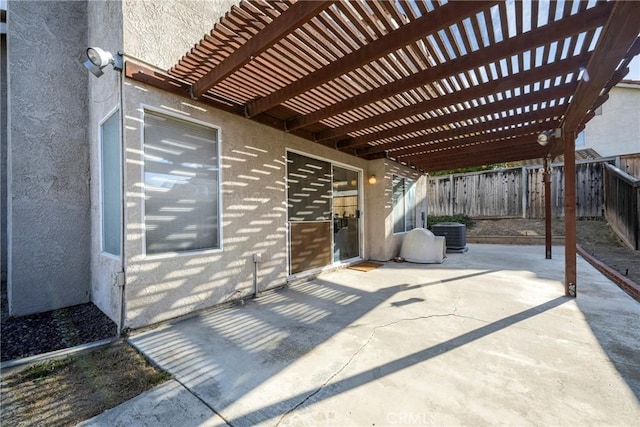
[114,0,427,328]
[88,0,125,327]
[4,0,427,328]
[6,0,91,316]
[119,80,425,328]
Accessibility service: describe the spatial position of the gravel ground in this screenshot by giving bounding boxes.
[1,282,117,362]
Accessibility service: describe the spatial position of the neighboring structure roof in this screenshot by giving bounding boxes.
[522,148,602,166]
[126,0,640,173]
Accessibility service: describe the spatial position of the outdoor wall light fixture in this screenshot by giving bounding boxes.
[83,47,123,78]
[368,175,377,184]
[537,128,562,146]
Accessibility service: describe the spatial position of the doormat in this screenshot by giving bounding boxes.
[347,261,384,272]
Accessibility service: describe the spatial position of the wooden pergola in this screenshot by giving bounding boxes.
[126,0,640,296]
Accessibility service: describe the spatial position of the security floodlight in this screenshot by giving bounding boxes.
[537,128,562,146]
[537,131,551,146]
[83,47,123,78]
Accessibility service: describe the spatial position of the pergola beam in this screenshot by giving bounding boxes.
[563,2,640,133]
[245,1,494,117]
[125,62,317,142]
[286,1,613,131]
[356,105,565,158]
[417,144,548,172]
[410,135,545,164]
[191,1,334,98]
[392,121,553,162]
[559,1,640,298]
[341,82,577,150]
[315,53,590,143]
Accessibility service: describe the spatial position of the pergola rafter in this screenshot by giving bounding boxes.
[285,1,614,133]
[243,1,496,117]
[393,121,557,162]
[339,81,578,151]
[313,52,591,144]
[190,1,334,98]
[127,0,639,174]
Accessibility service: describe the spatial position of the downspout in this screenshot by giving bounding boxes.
[117,53,126,336]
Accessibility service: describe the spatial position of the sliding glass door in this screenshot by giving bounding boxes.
[287,152,361,275]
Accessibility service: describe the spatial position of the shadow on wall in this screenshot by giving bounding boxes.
[123,103,363,327]
[125,106,291,326]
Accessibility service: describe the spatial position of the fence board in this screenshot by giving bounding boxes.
[604,164,639,250]
[427,176,453,216]
[428,159,610,219]
[619,154,640,179]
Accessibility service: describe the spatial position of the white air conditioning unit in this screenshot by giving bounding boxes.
[431,222,467,250]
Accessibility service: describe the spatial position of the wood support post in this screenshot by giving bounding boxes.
[544,156,552,259]
[564,132,577,297]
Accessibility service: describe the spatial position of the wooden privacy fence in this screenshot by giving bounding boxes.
[427,159,612,219]
[604,164,639,250]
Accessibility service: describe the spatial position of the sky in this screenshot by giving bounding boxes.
[628,57,640,81]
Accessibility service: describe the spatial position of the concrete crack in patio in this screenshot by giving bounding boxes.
[172,377,235,427]
[274,312,483,426]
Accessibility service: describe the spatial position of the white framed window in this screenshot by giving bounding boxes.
[143,109,221,254]
[392,175,416,234]
[100,109,122,256]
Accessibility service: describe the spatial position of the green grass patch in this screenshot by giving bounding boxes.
[24,358,71,381]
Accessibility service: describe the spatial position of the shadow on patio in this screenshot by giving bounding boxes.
[129,244,640,426]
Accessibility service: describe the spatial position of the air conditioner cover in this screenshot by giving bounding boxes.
[400,228,446,264]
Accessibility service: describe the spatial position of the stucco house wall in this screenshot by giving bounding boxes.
[115,0,428,328]
[123,0,235,71]
[367,159,427,262]
[121,81,376,328]
[88,0,124,323]
[3,0,429,328]
[6,0,91,316]
[579,83,640,157]
[119,80,427,328]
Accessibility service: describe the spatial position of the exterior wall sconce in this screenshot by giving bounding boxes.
[83,47,123,78]
[537,128,562,146]
[368,175,377,184]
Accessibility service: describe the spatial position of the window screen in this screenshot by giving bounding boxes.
[287,152,332,221]
[101,110,121,256]
[144,111,220,254]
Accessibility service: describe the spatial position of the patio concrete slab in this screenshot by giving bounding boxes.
[78,379,227,427]
[126,244,639,426]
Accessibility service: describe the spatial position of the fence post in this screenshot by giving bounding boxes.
[521,166,527,218]
[449,174,454,216]
[564,131,577,297]
[544,156,552,259]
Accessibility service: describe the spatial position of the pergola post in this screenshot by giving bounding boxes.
[564,131,577,296]
[544,155,552,259]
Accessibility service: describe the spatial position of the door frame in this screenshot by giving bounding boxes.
[285,149,364,279]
